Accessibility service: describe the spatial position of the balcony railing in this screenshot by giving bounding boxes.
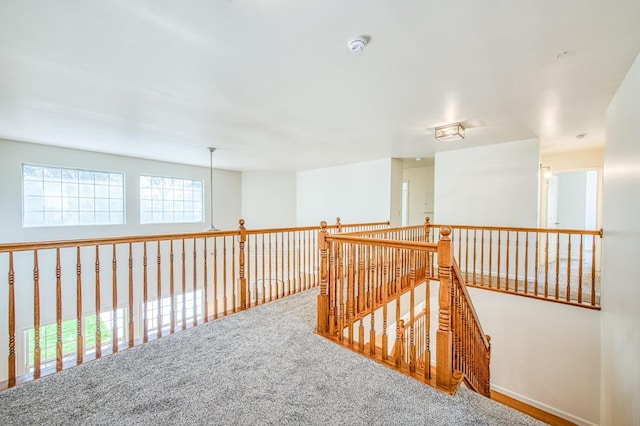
[0,219,389,389]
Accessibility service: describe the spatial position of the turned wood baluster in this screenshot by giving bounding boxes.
[182,239,187,327]
[394,319,405,367]
[369,246,376,356]
[505,231,510,291]
[238,220,247,311]
[358,245,365,315]
[113,244,119,352]
[591,235,597,306]
[488,231,493,288]
[515,232,520,292]
[287,231,291,296]
[55,248,62,371]
[328,233,336,336]
[77,247,84,363]
[128,243,134,347]
[497,231,501,289]
[472,229,477,284]
[261,234,266,303]
[480,230,485,286]
[394,248,402,366]
[142,242,148,343]
[464,229,469,283]
[381,247,389,361]
[268,233,273,302]
[8,252,16,387]
[534,232,539,296]
[222,237,229,312]
[254,234,258,304]
[232,235,237,311]
[203,238,209,322]
[274,234,278,300]
[425,276,431,380]
[436,226,454,392]
[555,232,560,299]
[33,250,42,378]
[566,236,572,302]
[524,232,529,294]
[317,221,330,334]
[337,242,345,343]
[170,241,176,333]
[409,251,416,373]
[578,235,583,304]
[544,232,549,298]
[213,238,219,319]
[193,238,198,324]
[347,244,355,346]
[157,241,163,338]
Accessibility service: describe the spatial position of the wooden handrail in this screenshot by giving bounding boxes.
[430,223,603,237]
[316,223,489,397]
[1,218,390,390]
[425,223,603,308]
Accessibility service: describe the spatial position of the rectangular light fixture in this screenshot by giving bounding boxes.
[435,123,465,142]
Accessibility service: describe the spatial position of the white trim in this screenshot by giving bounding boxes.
[491,384,598,426]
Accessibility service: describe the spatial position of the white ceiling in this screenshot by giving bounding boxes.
[0,1,639,171]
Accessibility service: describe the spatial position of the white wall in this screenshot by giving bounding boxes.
[296,158,392,226]
[241,172,296,228]
[403,165,435,225]
[390,159,403,227]
[0,139,242,243]
[434,138,540,227]
[470,288,601,426]
[601,53,640,425]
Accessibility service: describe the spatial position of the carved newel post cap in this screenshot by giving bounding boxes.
[336,217,341,224]
[239,219,245,227]
[425,217,431,224]
[320,221,327,230]
[440,225,452,237]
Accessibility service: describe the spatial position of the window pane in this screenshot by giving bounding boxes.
[22,164,124,228]
[139,175,204,224]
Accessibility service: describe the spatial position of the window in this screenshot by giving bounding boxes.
[25,309,126,373]
[146,290,203,335]
[139,175,203,224]
[22,164,124,227]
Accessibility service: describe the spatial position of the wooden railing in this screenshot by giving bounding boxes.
[0,219,389,389]
[426,221,603,308]
[316,223,491,397]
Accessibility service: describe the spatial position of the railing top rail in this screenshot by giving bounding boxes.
[244,220,389,235]
[452,260,490,349]
[324,234,438,252]
[341,224,424,237]
[431,223,603,237]
[0,220,391,254]
[0,230,241,253]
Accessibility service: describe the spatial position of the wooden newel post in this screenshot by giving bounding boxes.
[335,217,342,233]
[436,225,454,392]
[238,219,247,311]
[424,217,431,243]
[317,221,330,334]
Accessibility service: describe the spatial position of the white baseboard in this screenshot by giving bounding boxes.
[491,384,598,426]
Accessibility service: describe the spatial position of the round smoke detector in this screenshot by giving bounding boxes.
[347,36,368,55]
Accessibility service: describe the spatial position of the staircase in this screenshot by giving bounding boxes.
[316,222,491,397]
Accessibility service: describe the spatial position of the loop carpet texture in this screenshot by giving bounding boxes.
[0,288,544,425]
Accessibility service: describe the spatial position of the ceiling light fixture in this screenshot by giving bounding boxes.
[435,123,465,142]
[347,36,368,55]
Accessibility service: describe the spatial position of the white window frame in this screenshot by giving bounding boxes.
[139,174,204,224]
[22,164,125,228]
